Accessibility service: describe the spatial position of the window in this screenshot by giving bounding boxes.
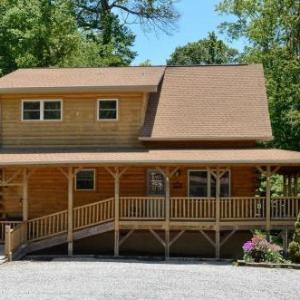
[147,170,165,196]
[22,100,62,121]
[98,99,118,120]
[188,170,230,197]
[75,169,95,191]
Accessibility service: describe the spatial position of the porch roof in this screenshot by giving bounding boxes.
[0,148,300,166]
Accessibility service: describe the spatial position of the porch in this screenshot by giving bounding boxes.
[0,162,299,260]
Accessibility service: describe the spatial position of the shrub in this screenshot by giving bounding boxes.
[242,232,285,263]
[288,212,300,263]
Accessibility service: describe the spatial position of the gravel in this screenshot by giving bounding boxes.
[0,258,299,300]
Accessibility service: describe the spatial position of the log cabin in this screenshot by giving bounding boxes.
[0,64,299,260]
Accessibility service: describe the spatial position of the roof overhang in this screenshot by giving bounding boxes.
[139,136,274,142]
[0,148,299,167]
[0,85,158,95]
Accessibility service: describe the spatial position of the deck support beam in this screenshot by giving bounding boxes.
[157,167,179,260]
[105,167,128,257]
[210,167,227,259]
[67,167,74,256]
[22,168,29,222]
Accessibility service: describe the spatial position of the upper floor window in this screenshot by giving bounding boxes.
[22,100,62,121]
[97,99,118,120]
[188,170,230,197]
[147,170,165,196]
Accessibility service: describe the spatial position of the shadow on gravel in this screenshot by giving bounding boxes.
[23,255,233,265]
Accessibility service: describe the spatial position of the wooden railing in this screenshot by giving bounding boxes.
[171,197,216,220]
[220,197,266,220]
[74,197,114,230]
[27,198,115,242]
[28,210,68,241]
[120,197,165,220]
[0,221,22,243]
[271,197,300,220]
[5,222,27,261]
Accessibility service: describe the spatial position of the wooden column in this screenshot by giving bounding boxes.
[114,169,120,257]
[165,174,170,259]
[266,166,271,235]
[105,166,127,257]
[22,168,29,222]
[67,167,74,256]
[215,168,221,259]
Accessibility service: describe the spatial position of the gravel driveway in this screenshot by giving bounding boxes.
[0,258,299,300]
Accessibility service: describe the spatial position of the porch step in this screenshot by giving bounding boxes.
[28,221,114,253]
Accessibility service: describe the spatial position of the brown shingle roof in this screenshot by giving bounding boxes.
[141,64,273,141]
[0,67,165,93]
[0,148,299,166]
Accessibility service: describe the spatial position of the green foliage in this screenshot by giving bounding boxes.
[217,0,300,151]
[288,212,300,263]
[167,32,239,65]
[257,174,283,197]
[139,59,152,66]
[0,0,180,74]
[0,0,83,74]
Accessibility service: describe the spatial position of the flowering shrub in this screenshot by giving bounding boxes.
[242,232,285,263]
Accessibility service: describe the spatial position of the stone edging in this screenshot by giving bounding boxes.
[236,260,300,270]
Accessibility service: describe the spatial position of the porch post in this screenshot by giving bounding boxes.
[67,167,74,256]
[266,166,271,235]
[165,173,170,259]
[22,168,29,222]
[215,168,221,259]
[114,168,120,257]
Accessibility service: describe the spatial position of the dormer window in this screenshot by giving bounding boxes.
[97,99,118,121]
[22,100,62,121]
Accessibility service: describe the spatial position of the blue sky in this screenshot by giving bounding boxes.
[129,0,246,65]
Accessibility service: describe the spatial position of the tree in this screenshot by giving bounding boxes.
[0,0,84,75]
[167,32,239,65]
[217,0,300,150]
[71,0,180,66]
[73,0,179,35]
[289,212,300,262]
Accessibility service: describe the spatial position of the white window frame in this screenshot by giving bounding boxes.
[21,99,63,121]
[97,99,119,121]
[187,169,231,197]
[75,169,96,191]
[147,169,166,196]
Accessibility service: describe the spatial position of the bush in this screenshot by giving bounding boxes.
[242,232,285,263]
[288,212,300,263]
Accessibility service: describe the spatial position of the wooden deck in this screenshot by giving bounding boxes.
[2,196,299,260]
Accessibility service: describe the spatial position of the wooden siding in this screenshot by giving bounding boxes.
[1,166,257,219]
[0,93,146,147]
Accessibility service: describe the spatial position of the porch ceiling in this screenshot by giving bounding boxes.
[0,148,300,166]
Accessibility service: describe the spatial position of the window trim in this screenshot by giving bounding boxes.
[147,169,166,196]
[75,169,96,191]
[21,99,63,122]
[97,99,119,121]
[187,169,231,197]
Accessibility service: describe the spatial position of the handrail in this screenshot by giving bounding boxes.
[271,197,300,220]
[171,197,216,220]
[74,197,114,230]
[120,197,165,220]
[28,210,68,242]
[4,222,27,261]
[27,197,115,242]
[220,197,266,220]
[0,221,22,242]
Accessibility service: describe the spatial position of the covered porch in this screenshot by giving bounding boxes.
[0,148,300,259]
